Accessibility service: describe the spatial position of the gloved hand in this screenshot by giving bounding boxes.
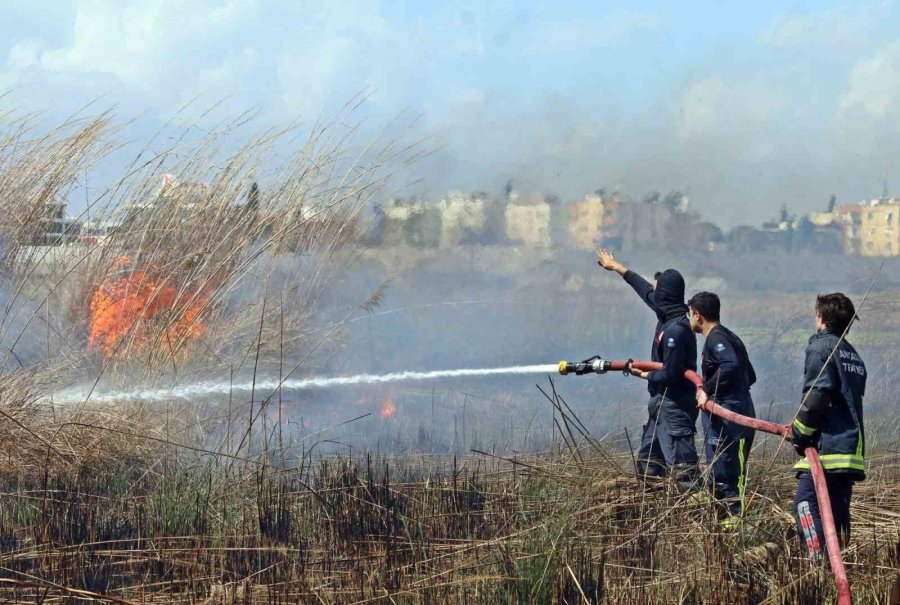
[791,425,818,457]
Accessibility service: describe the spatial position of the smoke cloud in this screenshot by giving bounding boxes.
[4,2,900,228]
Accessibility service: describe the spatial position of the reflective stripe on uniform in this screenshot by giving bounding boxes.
[797,500,822,559]
[794,453,865,472]
[737,437,747,511]
[792,418,817,436]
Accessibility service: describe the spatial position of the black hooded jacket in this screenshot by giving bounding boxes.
[623,268,697,401]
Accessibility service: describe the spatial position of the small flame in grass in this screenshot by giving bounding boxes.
[380,398,397,419]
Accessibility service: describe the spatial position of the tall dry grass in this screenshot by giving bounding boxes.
[0,100,421,377]
[0,101,420,483]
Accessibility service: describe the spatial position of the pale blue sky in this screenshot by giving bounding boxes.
[3,1,900,225]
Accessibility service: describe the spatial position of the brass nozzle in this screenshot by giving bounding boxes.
[558,360,569,375]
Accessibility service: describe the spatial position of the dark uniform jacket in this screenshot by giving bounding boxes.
[701,325,756,406]
[792,331,867,478]
[623,269,697,403]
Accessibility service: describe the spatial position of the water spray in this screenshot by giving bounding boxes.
[50,364,561,405]
[557,354,852,605]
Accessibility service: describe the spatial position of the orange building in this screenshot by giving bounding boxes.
[567,194,605,250]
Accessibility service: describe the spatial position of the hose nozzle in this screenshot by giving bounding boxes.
[558,356,610,376]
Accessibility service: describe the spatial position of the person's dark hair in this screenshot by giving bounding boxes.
[816,293,857,334]
[688,291,720,322]
[653,271,662,280]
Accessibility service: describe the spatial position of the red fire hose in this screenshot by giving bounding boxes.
[601,359,852,605]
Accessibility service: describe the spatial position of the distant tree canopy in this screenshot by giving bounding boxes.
[779,204,792,224]
[726,220,841,254]
[665,211,722,252]
[642,191,660,204]
[663,190,688,214]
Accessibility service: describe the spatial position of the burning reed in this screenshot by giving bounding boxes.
[0,100,421,380]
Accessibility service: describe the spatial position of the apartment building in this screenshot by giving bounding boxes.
[859,199,900,257]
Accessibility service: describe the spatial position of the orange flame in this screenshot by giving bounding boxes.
[380,398,397,419]
[88,257,207,359]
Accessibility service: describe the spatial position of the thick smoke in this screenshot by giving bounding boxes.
[408,90,897,230]
[288,244,899,452]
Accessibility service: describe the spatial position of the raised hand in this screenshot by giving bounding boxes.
[597,248,626,274]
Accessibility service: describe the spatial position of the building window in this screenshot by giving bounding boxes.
[868,211,875,220]
[887,212,894,223]
[869,227,876,235]
[866,241,875,250]
[887,242,893,252]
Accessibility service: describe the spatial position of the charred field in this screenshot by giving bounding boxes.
[0,408,897,604]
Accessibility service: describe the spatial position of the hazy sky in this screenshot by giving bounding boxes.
[3,1,900,226]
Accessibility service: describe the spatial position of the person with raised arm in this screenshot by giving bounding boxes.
[596,249,700,491]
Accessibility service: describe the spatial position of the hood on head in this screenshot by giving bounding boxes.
[651,268,687,320]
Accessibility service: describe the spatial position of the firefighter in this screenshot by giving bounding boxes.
[791,293,866,558]
[687,291,756,520]
[596,249,700,491]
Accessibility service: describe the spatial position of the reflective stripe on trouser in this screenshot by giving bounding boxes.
[796,500,822,560]
[705,430,754,515]
[793,473,854,558]
[737,438,747,507]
